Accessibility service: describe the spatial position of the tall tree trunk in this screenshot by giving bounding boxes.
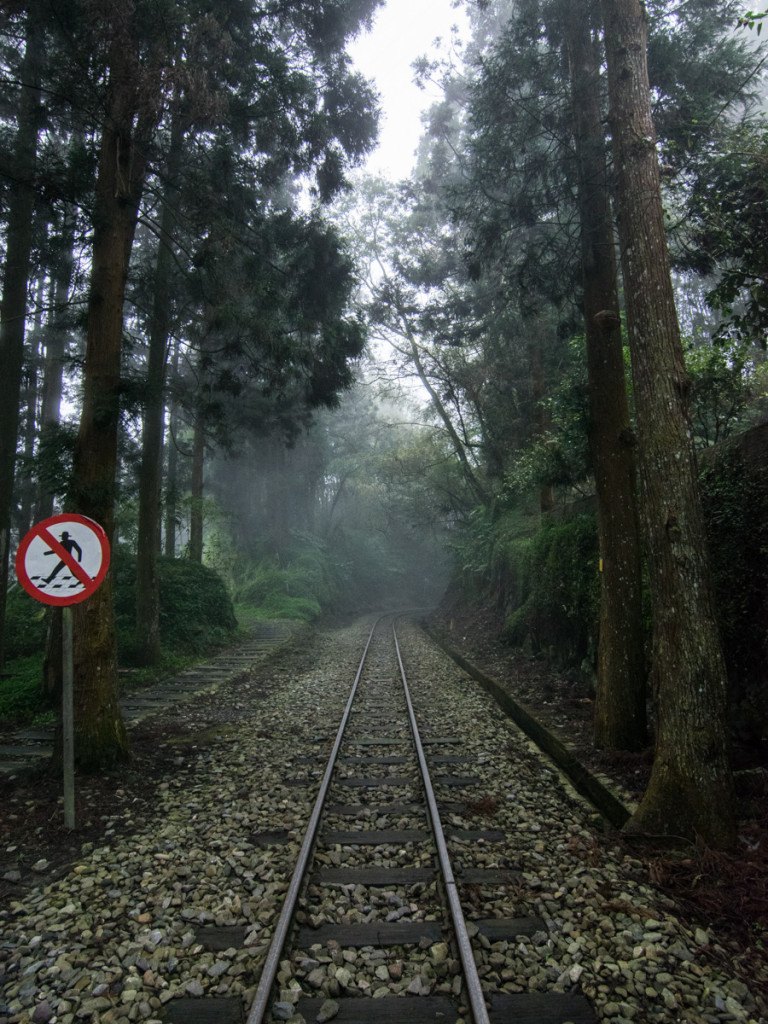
[67,29,156,771]
[135,114,184,666]
[17,283,43,538]
[0,8,42,671]
[164,340,181,558]
[601,0,734,845]
[565,2,647,750]
[189,404,206,563]
[17,276,48,536]
[36,213,75,523]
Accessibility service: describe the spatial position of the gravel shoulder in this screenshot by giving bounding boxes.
[0,617,766,1024]
[423,603,768,1008]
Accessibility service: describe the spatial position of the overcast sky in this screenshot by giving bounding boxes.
[347,0,468,179]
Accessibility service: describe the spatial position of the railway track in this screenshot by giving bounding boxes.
[3,615,762,1024]
[176,615,597,1024]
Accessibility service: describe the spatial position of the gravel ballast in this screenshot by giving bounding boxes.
[0,619,764,1024]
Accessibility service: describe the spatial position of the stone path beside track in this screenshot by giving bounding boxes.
[0,621,296,782]
[0,619,765,1024]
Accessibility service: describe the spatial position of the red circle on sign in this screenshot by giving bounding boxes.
[15,514,111,606]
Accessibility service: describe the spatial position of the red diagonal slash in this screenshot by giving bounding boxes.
[40,527,92,588]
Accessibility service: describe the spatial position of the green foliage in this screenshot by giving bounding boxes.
[684,337,768,446]
[0,655,52,726]
[504,514,599,668]
[450,504,537,611]
[3,587,48,659]
[22,422,77,510]
[112,547,237,664]
[681,123,768,346]
[503,337,593,498]
[224,541,339,624]
[451,505,601,669]
[451,431,768,738]
[450,501,600,668]
[252,594,321,622]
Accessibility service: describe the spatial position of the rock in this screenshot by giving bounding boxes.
[273,1001,295,1020]
[31,1002,55,1024]
[429,942,449,964]
[725,996,748,1019]
[661,987,678,1010]
[316,999,339,1022]
[334,967,352,989]
[76,996,113,1016]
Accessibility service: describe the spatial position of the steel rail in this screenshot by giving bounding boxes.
[246,618,379,1024]
[393,619,492,1024]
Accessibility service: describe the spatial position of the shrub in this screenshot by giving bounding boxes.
[254,594,321,622]
[226,539,343,623]
[0,655,53,725]
[3,587,48,659]
[113,547,237,663]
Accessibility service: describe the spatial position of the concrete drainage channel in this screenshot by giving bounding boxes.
[430,638,634,830]
[0,621,296,782]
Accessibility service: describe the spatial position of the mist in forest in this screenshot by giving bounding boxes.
[204,382,453,618]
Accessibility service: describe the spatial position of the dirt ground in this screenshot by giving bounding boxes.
[1,613,767,1003]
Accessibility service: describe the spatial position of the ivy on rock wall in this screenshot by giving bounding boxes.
[504,514,600,672]
[699,424,768,744]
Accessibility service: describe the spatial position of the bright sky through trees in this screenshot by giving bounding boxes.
[348,0,468,178]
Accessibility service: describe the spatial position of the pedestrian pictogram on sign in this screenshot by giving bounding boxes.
[15,514,110,606]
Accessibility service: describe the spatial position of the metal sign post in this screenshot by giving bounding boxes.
[15,514,110,830]
[62,605,75,829]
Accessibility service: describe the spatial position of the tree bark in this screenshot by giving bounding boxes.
[601,0,734,845]
[36,211,75,523]
[189,404,205,563]
[164,340,181,558]
[565,2,647,751]
[68,26,158,771]
[17,294,41,539]
[0,8,42,671]
[135,114,184,666]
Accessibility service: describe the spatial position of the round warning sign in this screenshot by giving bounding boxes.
[15,514,110,606]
